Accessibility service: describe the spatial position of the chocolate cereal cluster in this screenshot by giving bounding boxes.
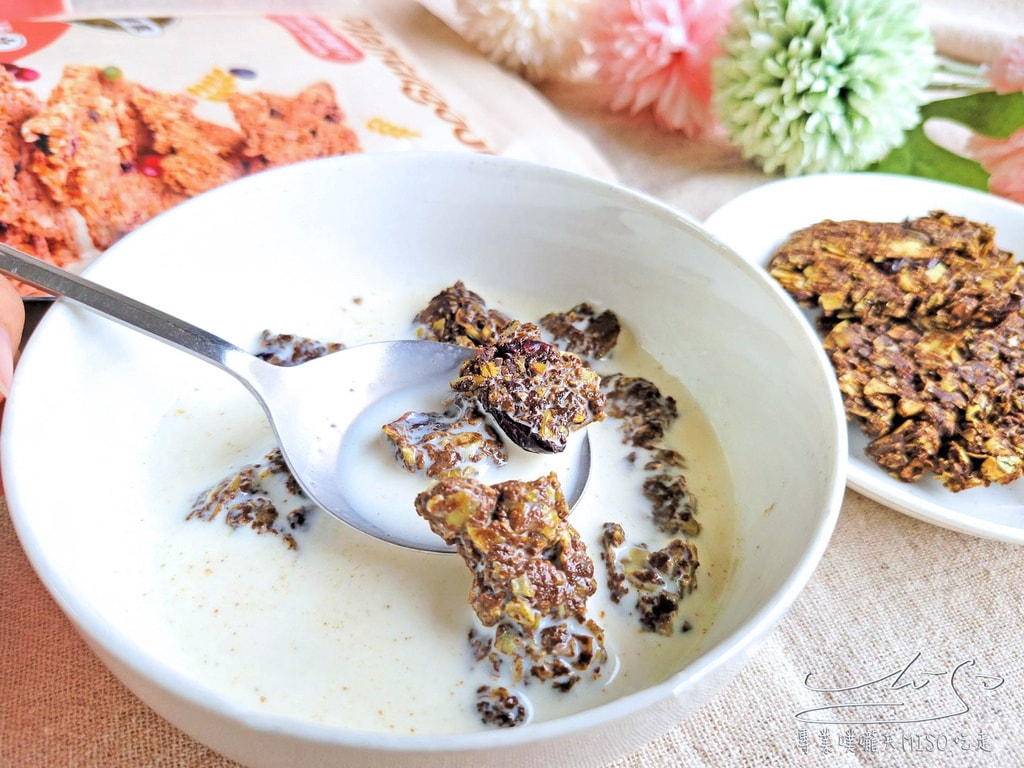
[769,211,1024,491]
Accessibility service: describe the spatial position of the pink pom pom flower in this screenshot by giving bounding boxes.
[964,37,1024,204]
[587,0,737,136]
[986,36,1024,95]
[968,128,1024,204]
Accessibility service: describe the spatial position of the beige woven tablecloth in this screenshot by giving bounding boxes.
[4,2,1024,766]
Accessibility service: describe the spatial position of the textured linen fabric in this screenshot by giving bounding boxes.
[4,2,1024,767]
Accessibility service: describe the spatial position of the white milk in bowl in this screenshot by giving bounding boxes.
[137,284,738,735]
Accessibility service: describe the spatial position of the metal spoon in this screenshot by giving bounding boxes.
[0,243,591,553]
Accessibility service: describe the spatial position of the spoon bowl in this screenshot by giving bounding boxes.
[0,243,590,553]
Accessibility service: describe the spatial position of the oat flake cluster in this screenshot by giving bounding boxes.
[770,211,1024,491]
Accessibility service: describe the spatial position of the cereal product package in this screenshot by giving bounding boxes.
[0,3,611,293]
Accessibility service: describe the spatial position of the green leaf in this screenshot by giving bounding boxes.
[871,122,989,190]
[870,91,1024,190]
[925,91,1024,139]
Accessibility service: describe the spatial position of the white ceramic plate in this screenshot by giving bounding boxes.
[705,172,1024,544]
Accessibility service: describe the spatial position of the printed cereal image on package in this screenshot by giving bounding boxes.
[0,10,496,293]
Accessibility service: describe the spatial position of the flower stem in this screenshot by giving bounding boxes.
[932,55,988,90]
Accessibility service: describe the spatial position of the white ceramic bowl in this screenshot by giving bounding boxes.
[3,153,846,768]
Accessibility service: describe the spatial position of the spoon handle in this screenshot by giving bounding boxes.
[0,243,253,375]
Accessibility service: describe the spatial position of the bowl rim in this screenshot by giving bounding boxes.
[3,151,848,754]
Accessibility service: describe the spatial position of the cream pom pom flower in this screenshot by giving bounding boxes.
[456,0,591,82]
[713,0,935,176]
[587,0,737,136]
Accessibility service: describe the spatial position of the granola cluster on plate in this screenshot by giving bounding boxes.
[769,211,1024,491]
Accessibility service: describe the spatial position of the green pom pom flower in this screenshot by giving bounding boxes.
[712,0,935,176]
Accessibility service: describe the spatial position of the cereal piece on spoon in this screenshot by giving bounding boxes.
[382,395,507,478]
[452,321,605,453]
[255,329,345,366]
